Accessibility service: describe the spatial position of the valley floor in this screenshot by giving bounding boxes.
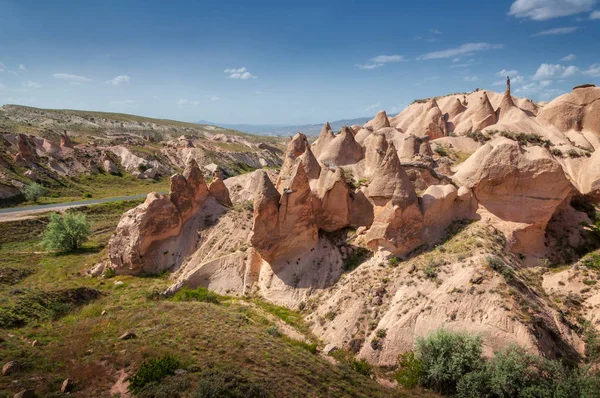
[0,200,437,398]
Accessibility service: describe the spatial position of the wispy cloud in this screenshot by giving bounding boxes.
[418,43,503,60]
[496,69,519,77]
[19,64,26,71]
[463,75,479,82]
[178,99,200,106]
[355,54,404,70]
[105,75,130,85]
[365,103,381,112]
[561,54,577,61]
[531,27,578,37]
[583,63,600,77]
[508,0,596,20]
[592,10,600,18]
[53,73,92,83]
[23,81,42,88]
[224,67,257,79]
[533,63,579,80]
[210,96,220,101]
[430,28,442,35]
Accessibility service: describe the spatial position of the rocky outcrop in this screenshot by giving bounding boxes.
[317,126,363,166]
[60,130,73,148]
[455,91,497,133]
[364,110,391,131]
[311,123,335,158]
[14,134,35,164]
[208,172,233,207]
[251,165,318,264]
[364,144,424,255]
[107,158,229,275]
[538,85,600,135]
[453,140,573,254]
[405,99,447,140]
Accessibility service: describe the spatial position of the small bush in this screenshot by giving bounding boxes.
[128,355,181,394]
[567,149,582,158]
[396,351,424,389]
[343,247,371,271]
[171,287,221,304]
[195,368,271,398]
[583,253,600,271]
[351,359,372,376]
[416,329,483,394]
[23,182,46,203]
[265,326,281,337]
[137,375,190,398]
[551,148,563,157]
[376,328,387,339]
[42,212,91,252]
[434,145,449,157]
[388,257,400,267]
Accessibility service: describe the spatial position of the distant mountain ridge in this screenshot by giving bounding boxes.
[196,117,371,136]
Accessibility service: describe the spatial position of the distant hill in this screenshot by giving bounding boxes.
[196,117,372,136]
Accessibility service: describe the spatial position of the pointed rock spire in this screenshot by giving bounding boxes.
[297,144,321,180]
[364,110,391,131]
[317,126,363,166]
[368,142,417,207]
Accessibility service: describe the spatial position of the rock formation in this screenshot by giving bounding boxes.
[60,130,73,148]
[107,157,229,275]
[14,134,35,164]
[208,172,233,207]
[364,110,391,131]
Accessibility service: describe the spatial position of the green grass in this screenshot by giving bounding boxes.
[0,200,427,398]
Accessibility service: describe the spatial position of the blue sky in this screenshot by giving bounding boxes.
[0,0,599,124]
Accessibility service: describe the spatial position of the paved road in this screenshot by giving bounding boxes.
[0,194,147,221]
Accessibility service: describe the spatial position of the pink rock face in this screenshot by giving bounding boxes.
[364,110,391,131]
[538,85,600,135]
[107,157,228,275]
[60,131,73,148]
[317,126,364,166]
[108,193,183,274]
[209,175,233,207]
[405,99,447,140]
[252,165,318,264]
[453,141,573,254]
[14,134,35,164]
[276,132,312,189]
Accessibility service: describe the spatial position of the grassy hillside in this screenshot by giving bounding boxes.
[0,201,438,397]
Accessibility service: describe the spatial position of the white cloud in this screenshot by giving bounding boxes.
[452,58,461,62]
[356,55,404,70]
[417,43,503,60]
[540,80,553,86]
[23,81,42,88]
[210,96,220,101]
[177,99,200,106]
[355,63,383,70]
[224,67,246,73]
[561,54,577,61]
[53,73,91,83]
[430,29,442,35]
[106,75,130,85]
[531,26,578,36]
[583,63,600,77]
[0,63,6,72]
[592,10,600,18]
[508,0,596,20]
[464,76,479,82]
[224,67,257,79]
[110,99,135,105]
[19,64,26,71]
[533,63,579,80]
[371,55,404,63]
[496,69,519,77]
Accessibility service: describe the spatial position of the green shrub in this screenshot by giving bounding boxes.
[551,148,563,157]
[416,329,483,394]
[287,339,317,354]
[23,182,46,203]
[434,145,449,157]
[395,351,424,389]
[195,368,271,398]
[265,326,281,337]
[171,287,221,304]
[388,256,400,267]
[128,355,181,394]
[343,247,371,271]
[137,375,190,398]
[351,359,372,376]
[376,328,387,339]
[583,253,600,271]
[42,212,91,252]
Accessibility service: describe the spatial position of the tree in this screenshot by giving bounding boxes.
[42,212,91,252]
[23,182,46,203]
